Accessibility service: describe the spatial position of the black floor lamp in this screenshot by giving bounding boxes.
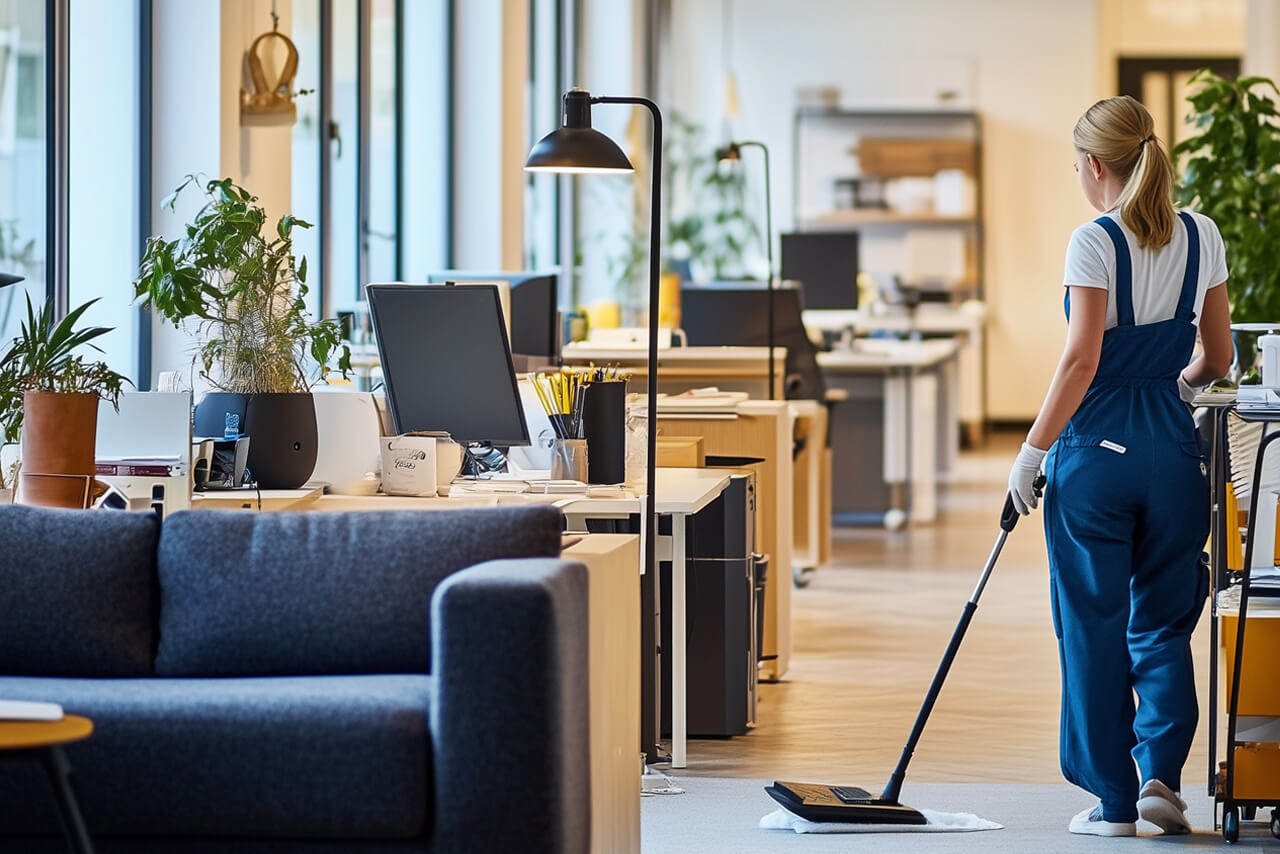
[716,140,775,399]
[526,87,666,761]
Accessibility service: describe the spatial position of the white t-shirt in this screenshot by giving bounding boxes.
[1062,209,1228,329]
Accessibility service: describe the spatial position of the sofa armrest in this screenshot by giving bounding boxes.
[430,557,590,854]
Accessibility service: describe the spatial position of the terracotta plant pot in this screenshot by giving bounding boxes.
[17,391,99,508]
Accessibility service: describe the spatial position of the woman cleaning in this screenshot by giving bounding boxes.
[1006,95,1232,837]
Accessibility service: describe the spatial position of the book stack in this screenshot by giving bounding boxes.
[95,457,187,478]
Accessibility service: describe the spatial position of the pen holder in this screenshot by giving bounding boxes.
[550,438,588,482]
[582,381,626,484]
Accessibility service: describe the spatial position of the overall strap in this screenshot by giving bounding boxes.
[1094,215,1134,326]
[1175,210,1200,322]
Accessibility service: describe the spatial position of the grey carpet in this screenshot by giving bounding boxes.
[642,777,1280,852]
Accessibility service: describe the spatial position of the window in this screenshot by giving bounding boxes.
[524,0,561,273]
[0,0,47,348]
[292,0,323,320]
[67,0,142,382]
[295,0,449,320]
[399,0,449,282]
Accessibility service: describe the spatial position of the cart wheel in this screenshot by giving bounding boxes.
[1244,805,1257,821]
[1224,806,1239,844]
[793,566,815,589]
[1270,808,1280,839]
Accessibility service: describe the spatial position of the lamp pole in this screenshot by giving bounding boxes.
[598,95,663,762]
[526,89,665,762]
[719,140,775,398]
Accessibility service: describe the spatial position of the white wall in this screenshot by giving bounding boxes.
[667,0,1248,420]
[149,0,294,389]
[668,0,1101,420]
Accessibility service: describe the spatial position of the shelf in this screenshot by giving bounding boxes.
[804,210,977,226]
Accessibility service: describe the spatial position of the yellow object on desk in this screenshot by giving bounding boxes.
[586,301,621,329]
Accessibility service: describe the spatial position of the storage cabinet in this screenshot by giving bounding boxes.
[792,109,983,301]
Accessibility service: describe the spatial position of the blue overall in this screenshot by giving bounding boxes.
[1043,211,1210,822]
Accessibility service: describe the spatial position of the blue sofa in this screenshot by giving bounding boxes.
[0,503,589,853]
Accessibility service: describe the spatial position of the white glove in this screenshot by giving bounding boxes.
[1008,442,1048,516]
[1177,373,1199,405]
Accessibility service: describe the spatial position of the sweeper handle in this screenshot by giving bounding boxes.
[881,475,1045,804]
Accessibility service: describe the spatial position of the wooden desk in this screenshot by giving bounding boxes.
[564,534,640,854]
[790,400,831,585]
[561,345,787,399]
[656,402,794,681]
[0,715,95,853]
[190,486,322,511]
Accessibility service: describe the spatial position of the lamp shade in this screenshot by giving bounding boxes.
[525,128,634,174]
[0,273,23,288]
[715,142,742,163]
[524,88,635,174]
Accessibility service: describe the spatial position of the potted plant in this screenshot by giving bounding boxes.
[134,176,350,488]
[1174,70,1280,377]
[0,296,128,507]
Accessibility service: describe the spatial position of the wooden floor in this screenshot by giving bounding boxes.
[679,430,1217,791]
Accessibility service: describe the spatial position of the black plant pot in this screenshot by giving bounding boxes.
[243,393,318,489]
[194,392,318,489]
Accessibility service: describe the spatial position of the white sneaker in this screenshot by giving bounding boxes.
[1137,779,1191,834]
[1069,804,1137,837]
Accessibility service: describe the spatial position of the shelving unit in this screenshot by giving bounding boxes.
[792,108,983,301]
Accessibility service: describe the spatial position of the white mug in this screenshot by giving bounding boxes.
[435,436,465,491]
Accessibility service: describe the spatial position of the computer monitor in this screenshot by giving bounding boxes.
[679,283,826,401]
[428,270,559,359]
[779,231,859,310]
[366,283,531,447]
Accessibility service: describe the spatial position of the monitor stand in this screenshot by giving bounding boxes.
[461,443,509,477]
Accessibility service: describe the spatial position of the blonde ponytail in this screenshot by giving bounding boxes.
[1073,95,1176,249]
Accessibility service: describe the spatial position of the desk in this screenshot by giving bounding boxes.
[560,467,732,770]
[655,402,794,682]
[818,339,959,527]
[804,303,987,443]
[790,400,831,585]
[191,487,322,511]
[561,345,787,399]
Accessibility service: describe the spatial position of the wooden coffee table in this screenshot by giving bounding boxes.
[0,714,95,853]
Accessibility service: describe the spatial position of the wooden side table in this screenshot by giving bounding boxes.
[0,714,95,853]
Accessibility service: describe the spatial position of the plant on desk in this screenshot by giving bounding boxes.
[0,296,128,507]
[134,176,351,488]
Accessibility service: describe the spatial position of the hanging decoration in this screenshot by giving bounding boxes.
[240,1,299,127]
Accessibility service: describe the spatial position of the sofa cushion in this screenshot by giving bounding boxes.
[0,675,433,840]
[154,505,563,676]
[0,505,159,676]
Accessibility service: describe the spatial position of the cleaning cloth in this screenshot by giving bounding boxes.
[760,807,1003,833]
